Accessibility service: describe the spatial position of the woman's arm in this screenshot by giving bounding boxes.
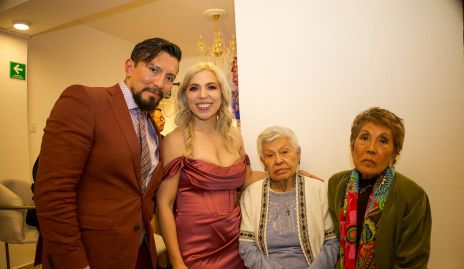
[309,180,339,269]
[244,167,267,188]
[395,189,431,268]
[156,175,185,269]
[156,130,187,269]
[299,169,322,180]
[232,127,267,188]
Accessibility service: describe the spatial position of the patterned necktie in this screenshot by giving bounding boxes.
[137,109,151,193]
[136,109,151,246]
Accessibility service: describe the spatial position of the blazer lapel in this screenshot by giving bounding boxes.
[106,84,141,184]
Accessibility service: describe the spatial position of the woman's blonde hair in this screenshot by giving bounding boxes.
[175,62,236,157]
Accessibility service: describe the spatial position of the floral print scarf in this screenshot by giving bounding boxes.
[338,167,395,269]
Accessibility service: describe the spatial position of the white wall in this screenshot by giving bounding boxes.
[0,33,30,181]
[235,0,464,268]
[28,25,135,164]
[0,32,35,269]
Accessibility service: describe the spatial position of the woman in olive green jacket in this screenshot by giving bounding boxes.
[328,107,431,269]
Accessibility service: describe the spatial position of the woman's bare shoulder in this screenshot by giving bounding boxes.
[163,128,185,163]
[164,127,183,141]
[229,126,242,137]
[229,126,244,144]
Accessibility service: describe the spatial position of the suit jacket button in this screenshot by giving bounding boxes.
[133,225,140,231]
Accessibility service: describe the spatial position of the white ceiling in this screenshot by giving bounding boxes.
[0,0,237,58]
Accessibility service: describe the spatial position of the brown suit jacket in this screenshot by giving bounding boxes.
[35,84,162,269]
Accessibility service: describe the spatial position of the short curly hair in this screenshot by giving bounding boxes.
[350,107,405,164]
[257,126,299,158]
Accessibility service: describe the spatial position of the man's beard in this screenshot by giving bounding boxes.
[132,87,163,111]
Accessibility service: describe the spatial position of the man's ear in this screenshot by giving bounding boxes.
[124,59,135,77]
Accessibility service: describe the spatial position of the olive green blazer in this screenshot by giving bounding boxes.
[328,170,431,269]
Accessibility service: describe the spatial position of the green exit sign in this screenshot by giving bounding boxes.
[10,62,26,80]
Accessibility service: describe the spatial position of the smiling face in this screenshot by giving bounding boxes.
[185,70,222,121]
[124,51,179,111]
[352,122,396,180]
[260,137,301,182]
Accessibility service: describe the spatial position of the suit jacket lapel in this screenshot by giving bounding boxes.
[106,84,141,184]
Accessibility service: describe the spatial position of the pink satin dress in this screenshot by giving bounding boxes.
[163,155,248,269]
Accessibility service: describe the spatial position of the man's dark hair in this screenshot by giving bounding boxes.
[131,37,182,64]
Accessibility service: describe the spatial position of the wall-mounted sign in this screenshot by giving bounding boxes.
[10,62,26,80]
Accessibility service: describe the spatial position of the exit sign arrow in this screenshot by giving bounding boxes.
[13,64,23,74]
[10,61,26,80]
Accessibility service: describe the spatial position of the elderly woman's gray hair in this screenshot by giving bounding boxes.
[257,126,300,157]
[350,107,405,163]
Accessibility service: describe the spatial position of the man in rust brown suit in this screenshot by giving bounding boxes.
[35,38,181,269]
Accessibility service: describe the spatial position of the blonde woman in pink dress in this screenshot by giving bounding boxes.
[156,62,258,269]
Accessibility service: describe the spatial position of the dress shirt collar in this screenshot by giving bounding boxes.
[119,81,138,111]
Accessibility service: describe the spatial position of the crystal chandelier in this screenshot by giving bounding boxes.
[197,9,236,64]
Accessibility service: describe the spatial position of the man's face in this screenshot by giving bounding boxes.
[124,51,179,111]
[152,109,165,131]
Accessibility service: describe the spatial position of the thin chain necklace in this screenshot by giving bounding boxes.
[359,184,373,194]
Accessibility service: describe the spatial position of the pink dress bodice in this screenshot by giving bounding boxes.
[163,155,249,269]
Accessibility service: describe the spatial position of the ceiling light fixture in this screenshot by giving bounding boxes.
[196,9,236,64]
[13,20,30,31]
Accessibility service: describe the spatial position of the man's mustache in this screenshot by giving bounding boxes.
[142,87,163,98]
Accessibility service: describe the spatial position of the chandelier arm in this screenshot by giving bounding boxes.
[196,8,236,63]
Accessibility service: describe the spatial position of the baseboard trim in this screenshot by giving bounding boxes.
[14,261,35,269]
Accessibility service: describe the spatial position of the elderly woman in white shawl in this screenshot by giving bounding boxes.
[239,126,338,269]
